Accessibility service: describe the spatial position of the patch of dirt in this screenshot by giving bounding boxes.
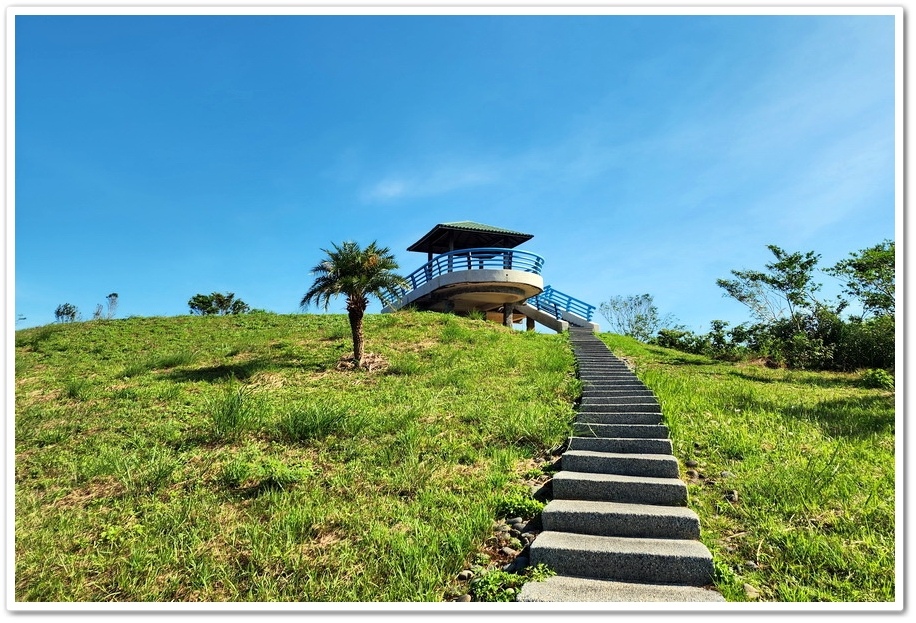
[248,371,286,390]
[53,477,125,509]
[335,352,389,372]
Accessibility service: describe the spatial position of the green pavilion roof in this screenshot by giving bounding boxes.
[406,221,534,254]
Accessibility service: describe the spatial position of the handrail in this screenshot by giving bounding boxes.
[382,247,545,307]
[528,285,596,322]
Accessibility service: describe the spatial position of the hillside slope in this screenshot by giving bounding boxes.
[14,311,578,601]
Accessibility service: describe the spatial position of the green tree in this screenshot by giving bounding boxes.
[826,240,895,318]
[188,292,250,316]
[598,293,680,342]
[300,241,406,367]
[54,303,79,323]
[716,245,828,332]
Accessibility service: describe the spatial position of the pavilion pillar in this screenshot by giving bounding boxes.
[526,316,535,331]
[503,304,514,328]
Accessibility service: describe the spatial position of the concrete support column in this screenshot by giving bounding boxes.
[503,304,514,328]
[526,316,535,331]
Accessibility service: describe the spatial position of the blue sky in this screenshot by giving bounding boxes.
[12,9,898,332]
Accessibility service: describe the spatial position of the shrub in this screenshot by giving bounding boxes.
[469,564,555,602]
[494,489,544,519]
[861,368,894,390]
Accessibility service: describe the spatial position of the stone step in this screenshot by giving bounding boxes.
[562,450,679,478]
[577,369,638,375]
[580,395,659,405]
[551,470,687,505]
[582,389,656,397]
[578,373,641,381]
[517,576,725,602]
[576,355,632,372]
[581,381,647,389]
[578,402,660,413]
[529,531,715,586]
[567,436,673,455]
[579,397,661,413]
[572,422,670,438]
[575,412,664,425]
[541,499,701,540]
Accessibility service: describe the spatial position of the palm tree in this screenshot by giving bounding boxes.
[301,241,406,367]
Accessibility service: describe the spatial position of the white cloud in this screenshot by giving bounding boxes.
[361,165,497,203]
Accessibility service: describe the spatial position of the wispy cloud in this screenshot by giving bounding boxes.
[361,165,497,202]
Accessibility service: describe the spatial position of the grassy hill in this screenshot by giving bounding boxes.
[14,311,577,601]
[14,312,895,602]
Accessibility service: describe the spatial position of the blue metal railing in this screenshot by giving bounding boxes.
[382,247,545,308]
[528,285,596,322]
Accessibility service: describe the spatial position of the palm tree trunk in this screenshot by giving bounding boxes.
[348,307,365,365]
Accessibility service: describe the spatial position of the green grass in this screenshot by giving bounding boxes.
[599,334,896,603]
[14,311,577,602]
[14,315,895,602]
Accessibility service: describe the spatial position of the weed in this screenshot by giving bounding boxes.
[277,398,360,442]
[206,380,261,440]
[62,377,92,401]
[469,563,555,602]
[494,489,544,519]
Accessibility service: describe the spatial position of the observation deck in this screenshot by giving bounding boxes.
[382,221,598,332]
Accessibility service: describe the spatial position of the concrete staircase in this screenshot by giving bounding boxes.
[518,327,724,602]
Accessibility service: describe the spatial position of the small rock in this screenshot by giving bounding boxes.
[743,583,761,600]
[721,471,734,479]
[506,517,523,526]
[725,490,739,502]
[501,546,519,557]
[455,594,472,602]
[685,469,699,480]
[685,459,699,468]
[511,522,527,532]
[745,560,758,570]
[457,570,473,582]
[496,524,511,533]
[520,532,536,543]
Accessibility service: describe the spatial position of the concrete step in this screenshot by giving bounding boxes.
[562,450,679,478]
[529,531,715,586]
[578,372,637,378]
[541,499,701,540]
[572,422,669,438]
[581,381,647,389]
[517,575,725,602]
[578,402,660,413]
[580,395,659,405]
[578,373,641,381]
[568,436,673,455]
[582,389,656,397]
[551,470,687,505]
[576,355,632,372]
[576,412,663,425]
